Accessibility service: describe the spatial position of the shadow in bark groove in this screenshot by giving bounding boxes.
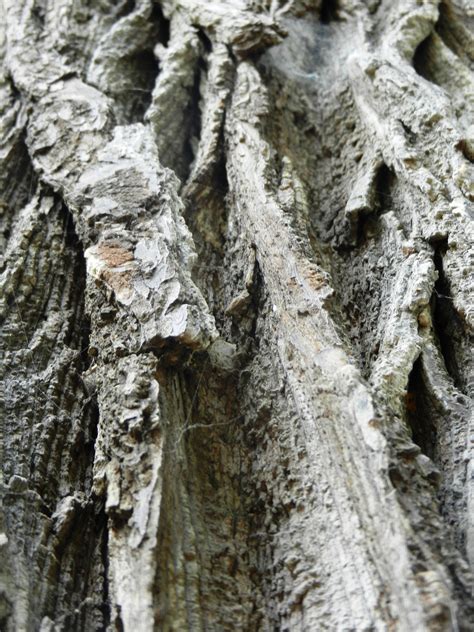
[155,4,171,48]
[352,162,397,248]
[90,2,168,124]
[432,240,468,394]
[413,34,435,81]
[320,0,340,24]
[181,55,207,183]
[115,0,136,19]
[331,166,400,377]
[1,193,106,629]
[153,362,258,630]
[405,356,438,462]
[123,50,159,121]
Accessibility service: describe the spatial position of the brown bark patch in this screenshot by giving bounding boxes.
[97,244,134,267]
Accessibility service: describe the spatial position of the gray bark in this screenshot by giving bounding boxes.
[1,0,473,630]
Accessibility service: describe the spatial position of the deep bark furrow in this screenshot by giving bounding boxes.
[0,193,105,630]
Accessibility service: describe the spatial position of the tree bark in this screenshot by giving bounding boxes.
[1,0,473,630]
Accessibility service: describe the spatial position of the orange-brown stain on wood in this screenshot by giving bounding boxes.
[97,244,134,267]
[102,269,134,298]
[306,266,326,291]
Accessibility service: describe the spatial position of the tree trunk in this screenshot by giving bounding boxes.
[1,0,473,630]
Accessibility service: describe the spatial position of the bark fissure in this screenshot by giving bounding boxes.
[406,356,438,462]
[1,190,106,629]
[432,240,468,394]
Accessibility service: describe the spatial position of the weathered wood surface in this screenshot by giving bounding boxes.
[1,0,473,630]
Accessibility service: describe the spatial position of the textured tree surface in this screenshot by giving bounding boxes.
[1,0,473,630]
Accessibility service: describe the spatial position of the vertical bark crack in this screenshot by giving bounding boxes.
[432,240,468,393]
[405,356,438,463]
[320,0,340,24]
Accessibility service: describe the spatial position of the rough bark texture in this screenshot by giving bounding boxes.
[1,0,473,630]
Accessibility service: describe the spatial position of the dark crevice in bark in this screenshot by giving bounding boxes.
[353,162,396,247]
[0,136,38,256]
[0,595,13,631]
[374,163,395,211]
[320,0,340,24]
[152,148,263,626]
[398,119,417,146]
[455,139,474,163]
[31,3,46,29]
[115,0,136,19]
[153,362,257,629]
[93,3,167,124]
[431,241,467,393]
[158,43,212,183]
[413,34,434,82]
[154,3,171,47]
[150,338,195,367]
[197,28,213,54]
[239,255,262,347]
[413,18,474,172]
[182,58,206,181]
[8,136,38,208]
[405,356,437,462]
[118,49,160,123]
[99,507,111,631]
[0,133,38,225]
[375,163,396,196]
[402,348,471,568]
[413,6,472,139]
